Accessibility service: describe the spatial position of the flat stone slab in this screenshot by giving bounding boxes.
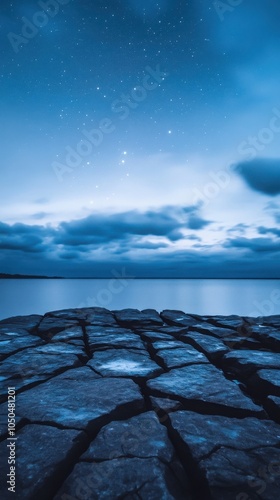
[248,369,280,397]
[1,307,280,499]
[223,350,280,378]
[148,365,264,417]
[87,349,162,378]
[85,326,145,352]
[114,308,163,327]
[0,424,87,500]
[15,367,144,431]
[0,348,81,399]
[155,346,209,369]
[81,411,176,461]
[55,458,190,500]
[169,411,280,499]
[181,331,229,362]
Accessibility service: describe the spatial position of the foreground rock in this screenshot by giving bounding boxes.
[1,307,280,499]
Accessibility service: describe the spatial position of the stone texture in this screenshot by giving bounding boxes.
[148,364,264,417]
[169,411,280,500]
[87,348,162,378]
[1,308,280,499]
[223,350,280,378]
[15,367,144,431]
[181,331,229,362]
[155,346,209,369]
[0,424,87,500]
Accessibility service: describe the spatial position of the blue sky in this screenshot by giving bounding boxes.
[0,0,280,277]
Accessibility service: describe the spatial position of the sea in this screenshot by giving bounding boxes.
[0,279,280,321]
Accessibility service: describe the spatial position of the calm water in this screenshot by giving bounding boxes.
[0,279,280,321]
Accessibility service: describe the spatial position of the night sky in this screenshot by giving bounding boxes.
[1,0,280,277]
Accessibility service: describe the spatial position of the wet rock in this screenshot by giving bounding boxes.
[86,326,145,352]
[222,336,263,350]
[0,314,42,331]
[181,331,229,362]
[169,411,280,499]
[0,348,81,399]
[140,331,177,342]
[249,325,280,352]
[81,411,175,461]
[0,334,43,360]
[51,326,84,342]
[15,367,144,431]
[87,349,162,378]
[223,350,280,378]
[33,341,87,358]
[148,365,264,417]
[206,315,245,330]
[85,307,118,326]
[0,424,87,500]
[191,323,240,339]
[265,395,280,421]
[152,339,188,350]
[155,346,209,369]
[38,317,79,338]
[160,310,198,327]
[55,458,190,500]
[248,369,280,397]
[114,308,163,327]
[150,397,183,415]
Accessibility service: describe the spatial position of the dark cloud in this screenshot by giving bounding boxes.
[224,236,280,253]
[236,158,280,195]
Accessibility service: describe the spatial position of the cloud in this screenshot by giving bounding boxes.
[236,158,280,195]
[224,236,280,253]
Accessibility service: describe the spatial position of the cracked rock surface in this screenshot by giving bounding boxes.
[1,307,280,499]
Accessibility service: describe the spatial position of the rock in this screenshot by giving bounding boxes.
[81,411,175,461]
[181,331,229,362]
[247,369,280,397]
[86,326,145,352]
[0,334,43,360]
[0,348,81,399]
[169,411,280,499]
[51,326,84,342]
[152,340,188,350]
[1,307,280,499]
[148,365,264,417]
[141,331,177,342]
[0,424,87,500]
[190,323,240,339]
[55,458,190,500]
[15,367,144,432]
[206,315,245,331]
[38,317,78,338]
[150,397,183,416]
[160,310,198,327]
[265,395,280,422]
[114,308,163,327]
[0,314,42,331]
[87,349,162,378]
[222,350,280,378]
[155,347,209,369]
[85,307,118,326]
[249,325,280,352]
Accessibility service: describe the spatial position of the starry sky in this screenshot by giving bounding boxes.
[0,0,280,277]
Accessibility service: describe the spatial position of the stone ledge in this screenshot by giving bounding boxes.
[0,307,280,499]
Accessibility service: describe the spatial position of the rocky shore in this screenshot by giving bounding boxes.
[1,307,280,499]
